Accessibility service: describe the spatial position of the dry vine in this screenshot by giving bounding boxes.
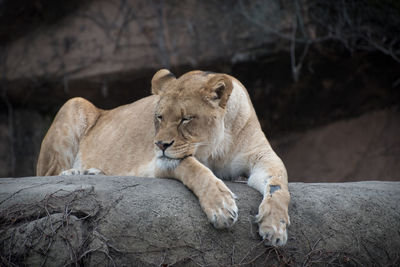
[0,187,102,266]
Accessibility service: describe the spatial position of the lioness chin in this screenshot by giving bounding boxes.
[37,69,290,246]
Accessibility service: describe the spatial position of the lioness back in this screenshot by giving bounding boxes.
[78,96,159,176]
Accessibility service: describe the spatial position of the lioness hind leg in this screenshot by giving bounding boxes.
[60,168,104,176]
[83,168,104,175]
[36,97,100,176]
[60,168,81,176]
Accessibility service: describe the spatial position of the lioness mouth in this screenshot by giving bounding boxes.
[159,155,176,160]
[158,154,192,161]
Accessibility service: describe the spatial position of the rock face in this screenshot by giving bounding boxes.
[1,176,399,266]
[1,0,399,180]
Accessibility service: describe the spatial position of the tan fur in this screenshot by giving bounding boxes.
[37,69,290,246]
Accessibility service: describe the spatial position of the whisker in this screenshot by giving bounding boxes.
[193,142,212,147]
[171,146,187,151]
[170,149,188,154]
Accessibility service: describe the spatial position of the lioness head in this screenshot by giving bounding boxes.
[151,69,233,163]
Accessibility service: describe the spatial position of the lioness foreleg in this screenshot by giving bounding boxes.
[171,157,238,229]
[248,154,290,246]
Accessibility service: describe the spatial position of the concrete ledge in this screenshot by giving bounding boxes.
[1,176,399,266]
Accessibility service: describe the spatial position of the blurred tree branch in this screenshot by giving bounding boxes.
[238,0,400,81]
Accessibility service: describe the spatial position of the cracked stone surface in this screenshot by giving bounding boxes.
[1,176,400,266]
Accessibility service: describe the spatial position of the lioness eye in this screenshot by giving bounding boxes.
[181,116,193,123]
[156,115,162,121]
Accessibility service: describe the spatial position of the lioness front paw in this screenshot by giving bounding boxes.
[256,195,290,246]
[201,179,238,229]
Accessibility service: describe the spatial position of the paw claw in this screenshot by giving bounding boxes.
[209,204,238,229]
[228,209,237,218]
[203,180,238,229]
[257,212,289,246]
[257,193,290,247]
[259,222,288,246]
[255,215,261,223]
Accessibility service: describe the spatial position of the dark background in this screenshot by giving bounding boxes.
[0,0,399,181]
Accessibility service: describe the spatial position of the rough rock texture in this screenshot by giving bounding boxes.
[1,176,399,266]
[1,0,399,181]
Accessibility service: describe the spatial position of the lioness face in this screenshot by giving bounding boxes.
[151,70,233,162]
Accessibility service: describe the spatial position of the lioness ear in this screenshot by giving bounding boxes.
[151,69,176,95]
[205,75,233,108]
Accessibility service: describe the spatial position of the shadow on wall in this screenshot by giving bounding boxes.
[272,108,400,182]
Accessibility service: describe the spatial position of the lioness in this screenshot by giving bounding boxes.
[37,69,290,246]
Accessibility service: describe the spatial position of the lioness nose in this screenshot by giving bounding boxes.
[155,140,174,151]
